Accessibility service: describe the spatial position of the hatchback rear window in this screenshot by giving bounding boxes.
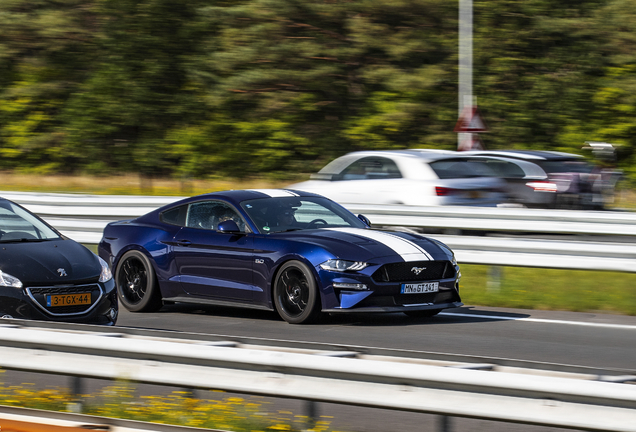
[429,159,498,179]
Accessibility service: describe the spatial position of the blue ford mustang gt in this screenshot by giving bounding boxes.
[98,189,462,323]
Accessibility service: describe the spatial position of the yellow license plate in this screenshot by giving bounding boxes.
[46,293,91,307]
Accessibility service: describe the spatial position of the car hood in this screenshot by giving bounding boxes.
[0,239,101,286]
[279,228,453,263]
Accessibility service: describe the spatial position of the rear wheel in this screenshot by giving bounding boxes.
[273,261,321,324]
[404,309,442,318]
[115,250,163,312]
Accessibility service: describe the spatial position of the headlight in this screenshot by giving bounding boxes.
[98,256,113,282]
[0,271,23,288]
[320,259,368,272]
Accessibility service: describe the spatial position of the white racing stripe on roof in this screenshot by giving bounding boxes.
[249,189,299,198]
[328,228,433,262]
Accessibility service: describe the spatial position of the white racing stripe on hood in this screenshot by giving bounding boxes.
[249,189,299,198]
[328,228,433,262]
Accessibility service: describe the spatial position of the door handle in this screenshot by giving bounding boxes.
[176,239,192,246]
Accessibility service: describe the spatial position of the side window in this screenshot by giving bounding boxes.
[338,157,402,180]
[160,205,187,226]
[185,201,247,232]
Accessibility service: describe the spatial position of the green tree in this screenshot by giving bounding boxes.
[62,0,205,178]
[186,0,459,178]
[0,0,98,172]
[474,0,608,154]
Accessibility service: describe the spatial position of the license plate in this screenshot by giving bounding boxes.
[401,282,439,294]
[468,190,482,199]
[46,293,91,307]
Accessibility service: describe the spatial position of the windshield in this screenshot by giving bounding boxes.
[0,201,61,242]
[241,196,367,234]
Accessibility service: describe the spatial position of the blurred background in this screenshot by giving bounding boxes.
[0,0,634,198]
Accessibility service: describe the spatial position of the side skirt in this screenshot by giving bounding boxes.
[162,296,274,311]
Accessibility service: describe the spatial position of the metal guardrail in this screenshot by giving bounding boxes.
[0,324,634,431]
[2,191,635,272]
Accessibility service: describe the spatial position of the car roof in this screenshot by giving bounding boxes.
[162,189,326,208]
[315,149,468,174]
[463,150,584,161]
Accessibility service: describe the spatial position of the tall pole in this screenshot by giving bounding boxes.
[458,0,473,149]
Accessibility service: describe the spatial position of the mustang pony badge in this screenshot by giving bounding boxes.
[57,268,68,277]
[411,266,426,275]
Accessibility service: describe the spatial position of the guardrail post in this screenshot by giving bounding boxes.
[68,376,83,413]
[438,415,451,432]
[305,400,317,429]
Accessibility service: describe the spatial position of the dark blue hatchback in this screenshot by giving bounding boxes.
[98,189,462,324]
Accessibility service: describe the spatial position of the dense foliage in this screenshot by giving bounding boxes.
[0,0,634,180]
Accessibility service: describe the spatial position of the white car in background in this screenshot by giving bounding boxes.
[290,150,508,206]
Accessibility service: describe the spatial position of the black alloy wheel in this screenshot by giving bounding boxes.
[273,260,321,324]
[115,250,163,312]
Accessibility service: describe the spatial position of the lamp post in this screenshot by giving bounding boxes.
[458,0,473,149]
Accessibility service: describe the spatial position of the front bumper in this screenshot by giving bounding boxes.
[0,278,118,326]
[317,260,462,313]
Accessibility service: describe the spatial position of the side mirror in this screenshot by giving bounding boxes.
[217,220,241,233]
[357,214,371,228]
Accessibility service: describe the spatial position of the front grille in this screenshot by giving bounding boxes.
[395,290,456,306]
[354,289,459,308]
[26,284,103,316]
[372,261,454,283]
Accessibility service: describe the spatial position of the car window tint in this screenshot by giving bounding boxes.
[160,205,186,226]
[539,160,594,174]
[186,201,246,232]
[338,157,402,181]
[241,196,366,233]
[481,160,526,178]
[0,202,59,241]
[429,159,497,179]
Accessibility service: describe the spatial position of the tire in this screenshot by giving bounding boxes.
[404,309,442,318]
[273,260,321,324]
[115,250,163,312]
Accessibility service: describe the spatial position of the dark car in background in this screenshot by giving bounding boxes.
[0,198,118,325]
[463,150,613,209]
[456,155,558,208]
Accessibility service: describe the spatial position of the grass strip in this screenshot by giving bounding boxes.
[459,264,636,316]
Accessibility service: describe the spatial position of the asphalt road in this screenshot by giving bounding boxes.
[117,303,636,372]
[6,305,635,432]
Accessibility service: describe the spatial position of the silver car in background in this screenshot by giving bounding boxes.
[290,150,508,206]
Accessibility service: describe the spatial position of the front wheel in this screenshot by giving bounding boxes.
[115,250,163,312]
[404,309,442,318]
[273,261,321,324]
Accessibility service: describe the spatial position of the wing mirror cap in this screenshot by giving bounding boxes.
[217,220,241,233]
[357,214,371,228]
